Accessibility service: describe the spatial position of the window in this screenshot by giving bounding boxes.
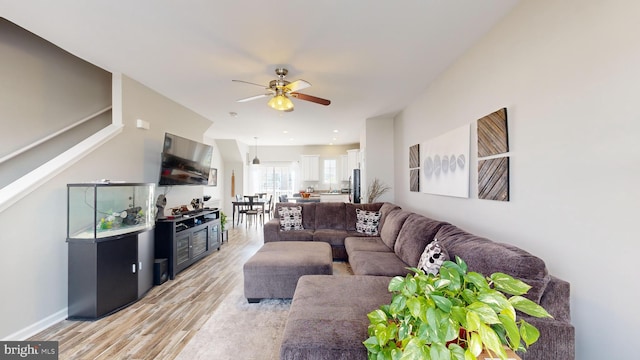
[251,165,297,199]
[323,159,337,186]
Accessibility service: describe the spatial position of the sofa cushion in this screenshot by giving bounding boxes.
[275,202,316,229]
[278,206,304,231]
[344,237,392,254]
[355,209,381,235]
[313,229,351,247]
[349,251,411,277]
[417,238,449,275]
[379,209,411,249]
[378,202,402,230]
[274,229,315,241]
[345,203,385,231]
[435,224,550,303]
[393,213,447,267]
[314,202,346,230]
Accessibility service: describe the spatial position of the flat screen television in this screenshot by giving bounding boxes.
[159,133,213,186]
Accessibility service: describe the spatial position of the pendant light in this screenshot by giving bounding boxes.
[252,137,260,165]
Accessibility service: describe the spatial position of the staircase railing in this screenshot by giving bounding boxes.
[0,106,112,165]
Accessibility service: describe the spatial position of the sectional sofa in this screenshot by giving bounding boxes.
[263,202,575,360]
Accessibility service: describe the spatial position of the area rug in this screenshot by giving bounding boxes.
[176,262,352,360]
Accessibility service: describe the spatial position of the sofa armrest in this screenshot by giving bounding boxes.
[539,275,571,323]
[263,219,280,243]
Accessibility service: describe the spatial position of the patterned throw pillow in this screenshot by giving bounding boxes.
[278,206,304,231]
[355,209,381,235]
[417,238,449,275]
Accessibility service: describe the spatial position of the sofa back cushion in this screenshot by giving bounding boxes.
[314,202,346,230]
[435,224,550,304]
[275,202,316,230]
[379,209,411,249]
[378,203,402,230]
[394,214,448,267]
[345,203,384,231]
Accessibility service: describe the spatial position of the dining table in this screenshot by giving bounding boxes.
[231,199,267,227]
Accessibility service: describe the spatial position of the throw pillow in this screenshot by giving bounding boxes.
[417,238,449,275]
[278,206,304,231]
[355,208,381,235]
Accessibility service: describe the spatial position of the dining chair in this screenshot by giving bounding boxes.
[260,195,273,220]
[235,194,247,226]
[244,195,260,227]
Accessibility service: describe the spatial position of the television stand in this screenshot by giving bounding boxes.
[155,209,221,279]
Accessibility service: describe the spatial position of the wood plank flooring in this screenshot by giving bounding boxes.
[29,224,266,360]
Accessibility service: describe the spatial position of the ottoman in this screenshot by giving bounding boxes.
[280,275,394,360]
[243,241,333,302]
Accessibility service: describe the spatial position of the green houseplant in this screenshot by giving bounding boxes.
[364,257,552,360]
[220,211,227,232]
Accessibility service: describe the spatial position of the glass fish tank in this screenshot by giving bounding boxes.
[67,182,155,241]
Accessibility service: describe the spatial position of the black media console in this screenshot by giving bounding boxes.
[154,209,221,280]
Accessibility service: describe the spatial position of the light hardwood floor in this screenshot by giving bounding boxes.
[29,223,266,360]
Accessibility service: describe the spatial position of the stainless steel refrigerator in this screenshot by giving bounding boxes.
[349,169,361,203]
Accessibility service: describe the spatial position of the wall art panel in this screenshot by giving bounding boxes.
[421,124,470,198]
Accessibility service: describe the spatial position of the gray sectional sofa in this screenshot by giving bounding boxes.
[263,201,575,360]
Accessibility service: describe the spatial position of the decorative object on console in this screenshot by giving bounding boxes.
[156,194,167,220]
[278,206,304,231]
[366,177,390,203]
[355,208,381,235]
[190,198,202,210]
[477,108,510,201]
[364,256,552,360]
[417,238,448,275]
[421,124,470,198]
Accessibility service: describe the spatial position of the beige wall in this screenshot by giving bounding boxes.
[0,74,215,339]
[393,1,640,358]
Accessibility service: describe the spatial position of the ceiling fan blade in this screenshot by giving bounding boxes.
[232,79,268,88]
[290,92,331,106]
[284,79,311,93]
[237,93,271,102]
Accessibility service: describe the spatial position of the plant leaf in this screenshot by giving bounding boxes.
[401,338,428,360]
[477,291,514,320]
[363,336,380,353]
[448,343,466,360]
[375,323,391,346]
[466,302,500,324]
[478,323,507,359]
[465,310,481,332]
[461,289,477,305]
[407,296,422,319]
[466,272,490,291]
[467,331,483,356]
[390,294,407,315]
[430,342,450,360]
[490,272,531,296]
[431,294,453,313]
[509,296,552,318]
[368,309,389,325]
[389,276,405,292]
[520,320,541,346]
[498,313,520,349]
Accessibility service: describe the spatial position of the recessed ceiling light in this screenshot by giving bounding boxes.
[332,137,337,141]
[329,143,334,146]
[333,129,339,133]
[229,112,238,117]
[283,130,288,134]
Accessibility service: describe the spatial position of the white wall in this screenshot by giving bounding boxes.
[363,117,394,203]
[0,75,214,339]
[393,1,640,359]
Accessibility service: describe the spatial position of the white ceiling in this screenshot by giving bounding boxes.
[0,0,519,146]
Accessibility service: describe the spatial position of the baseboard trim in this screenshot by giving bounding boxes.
[2,308,68,341]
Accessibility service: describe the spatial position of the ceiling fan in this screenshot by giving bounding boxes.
[233,68,331,112]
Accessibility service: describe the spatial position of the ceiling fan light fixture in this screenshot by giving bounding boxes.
[268,94,294,111]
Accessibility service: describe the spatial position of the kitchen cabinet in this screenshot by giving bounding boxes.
[340,155,349,181]
[301,155,320,181]
[347,149,360,174]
